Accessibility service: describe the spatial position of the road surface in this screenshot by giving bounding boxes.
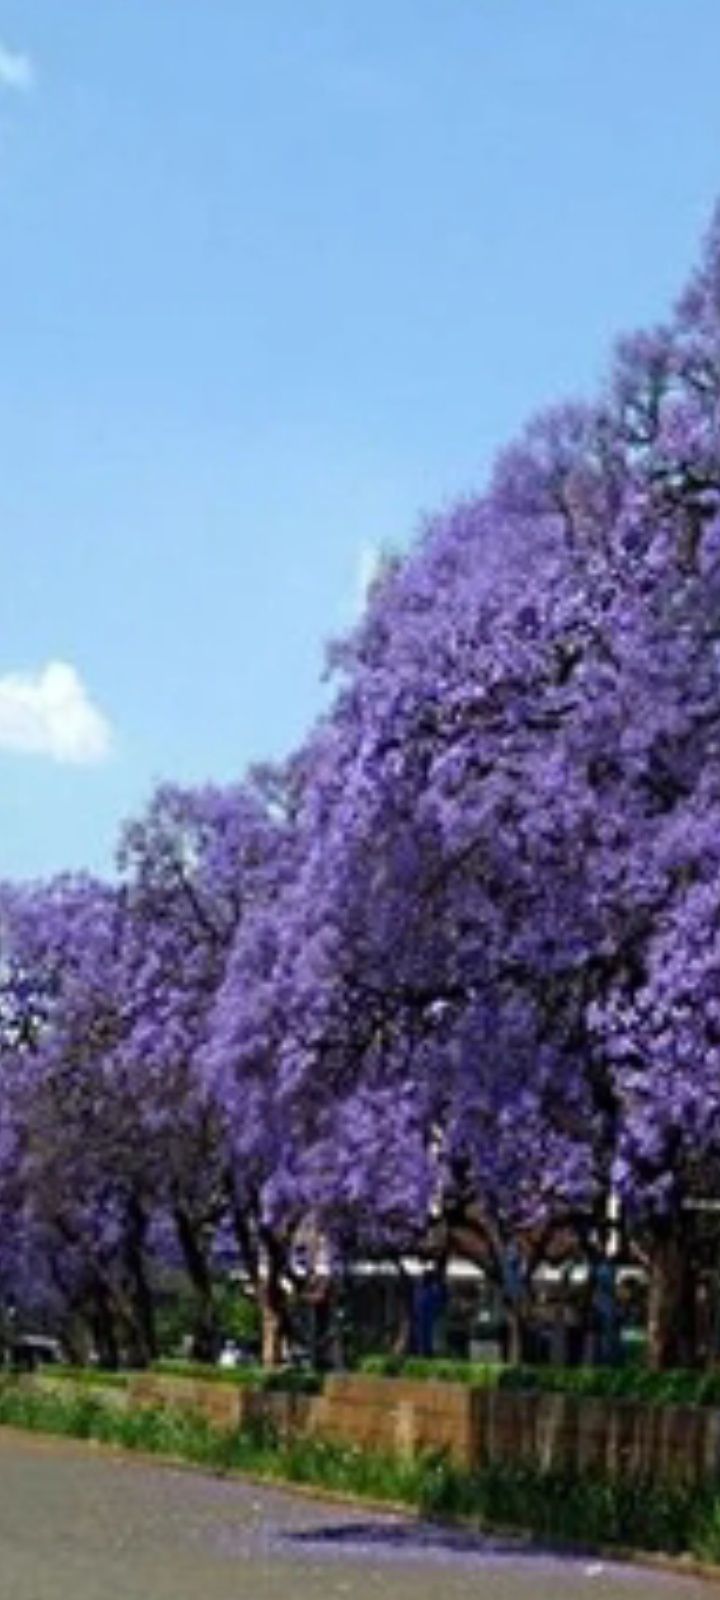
[0,1429,712,1600]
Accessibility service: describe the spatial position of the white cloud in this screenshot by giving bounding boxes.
[0,662,113,764]
[353,542,384,616]
[0,42,35,93]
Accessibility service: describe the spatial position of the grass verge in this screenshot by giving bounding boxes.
[151,1360,322,1393]
[34,1361,320,1394]
[41,1365,131,1389]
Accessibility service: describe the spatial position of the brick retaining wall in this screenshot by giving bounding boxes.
[308,1377,720,1483]
[310,1375,481,1468]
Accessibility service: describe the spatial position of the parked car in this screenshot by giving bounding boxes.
[216,1340,257,1369]
[10,1334,64,1371]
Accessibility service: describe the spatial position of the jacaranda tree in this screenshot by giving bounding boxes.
[4,207,720,1369]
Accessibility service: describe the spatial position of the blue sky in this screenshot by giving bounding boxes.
[1,1,720,877]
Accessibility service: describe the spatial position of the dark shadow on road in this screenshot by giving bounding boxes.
[281,1518,589,1564]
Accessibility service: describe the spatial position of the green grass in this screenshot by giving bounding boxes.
[359,1355,720,1406]
[417,1455,720,1558]
[3,1377,720,1562]
[34,1361,321,1395]
[0,1379,419,1490]
[151,1360,322,1393]
[40,1366,131,1389]
[45,1354,720,1408]
[360,1356,505,1386]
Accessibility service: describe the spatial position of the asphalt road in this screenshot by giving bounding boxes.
[0,1429,712,1600]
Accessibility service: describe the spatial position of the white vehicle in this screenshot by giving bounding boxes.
[10,1334,64,1370]
[217,1341,243,1369]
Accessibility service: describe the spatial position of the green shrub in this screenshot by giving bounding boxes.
[152,1278,261,1359]
[497,1364,720,1406]
[360,1355,504,1386]
[358,1355,720,1407]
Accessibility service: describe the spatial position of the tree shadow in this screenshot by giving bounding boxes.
[281,1517,590,1564]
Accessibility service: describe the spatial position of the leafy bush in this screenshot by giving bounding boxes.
[212,1283,261,1348]
[152,1278,261,1360]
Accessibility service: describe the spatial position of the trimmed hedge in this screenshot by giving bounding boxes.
[48,1356,720,1407]
[358,1355,720,1406]
[360,1356,503,1386]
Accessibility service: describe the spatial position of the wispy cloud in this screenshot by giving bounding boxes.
[354,543,382,611]
[0,42,35,93]
[350,542,392,621]
[0,662,113,764]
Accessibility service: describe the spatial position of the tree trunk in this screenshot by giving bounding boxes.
[123,1198,157,1367]
[173,1206,218,1362]
[504,1304,526,1365]
[390,1268,413,1357]
[260,1292,284,1367]
[647,1218,698,1369]
[225,1175,259,1284]
[89,1282,120,1370]
[226,1187,291,1366]
[259,1238,289,1367]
